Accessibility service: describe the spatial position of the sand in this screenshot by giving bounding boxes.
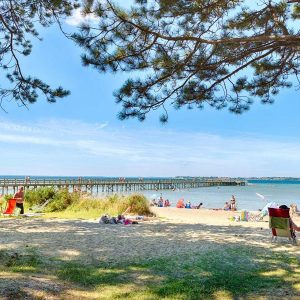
[1,208,300,263]
[1,208,300,299]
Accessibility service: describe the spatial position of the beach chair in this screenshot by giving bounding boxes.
[268,207,296,244]
[3,198,17,216]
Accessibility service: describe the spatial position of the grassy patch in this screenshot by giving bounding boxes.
[18,187,153,219]
[1,245,300,299]
[0,247,43,273]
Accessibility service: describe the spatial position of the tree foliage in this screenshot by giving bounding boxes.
[74,0,300,122]
[0,0,79,109]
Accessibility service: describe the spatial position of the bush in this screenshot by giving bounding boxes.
[44,189,80,212]
[23,187,152,216]
[124,194,152,215]
[97,193,151,216]
[66,193,151,216]
[25,187,56,207]
[3,194,13,201]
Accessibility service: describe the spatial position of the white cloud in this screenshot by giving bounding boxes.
[1,118,300,176]
[65,8,98,26]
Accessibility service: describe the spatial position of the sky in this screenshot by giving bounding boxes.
[1,4,300,177]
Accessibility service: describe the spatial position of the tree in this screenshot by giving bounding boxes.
[74,0,300,122]
[0,0,80,109]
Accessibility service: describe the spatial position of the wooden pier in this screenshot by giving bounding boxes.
[0,178,246,195]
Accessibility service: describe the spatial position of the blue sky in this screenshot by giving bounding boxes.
[1,6,300,177]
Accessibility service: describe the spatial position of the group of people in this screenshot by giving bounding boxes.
[176,198,203,209]
[223,195,237,211]
[99,214,139,225]
[151,196,203,209]
[150,196,171,207]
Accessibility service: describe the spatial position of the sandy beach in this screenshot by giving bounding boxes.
[1,207,300,264]
[1,208,300,299]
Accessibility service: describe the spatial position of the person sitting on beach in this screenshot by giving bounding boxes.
[176,198,185,208]
[279,205,300,232]
[157,197,164,207]
[197,202,203,209]
[290,203,300,216]
[150,199,158,206]
[164,199,171,207]
[192,202,203,209]
[185,201,192,209]
[230,195,237,211]
[223,202,231,211]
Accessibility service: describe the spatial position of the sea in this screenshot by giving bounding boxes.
[1,176,300,211]
[143,180,300,211]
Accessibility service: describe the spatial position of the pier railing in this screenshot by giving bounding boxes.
[0,178,246,194]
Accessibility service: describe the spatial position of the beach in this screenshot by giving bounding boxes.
[1,208,300,299]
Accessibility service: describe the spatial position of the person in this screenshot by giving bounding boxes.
[164,199,171,207]
[279,205,300,232]
[192,202,203,209]
[150,199,158,206]
[185,201,191,209]
[223,202,231,211]
[249,201,278,222]
[197,202,203,209]
[230,195,237,211]
[176,198,185,208]
[25,176,30,184]
[157,197,164,207]
[290,203,300,216]
[14,187,24,214]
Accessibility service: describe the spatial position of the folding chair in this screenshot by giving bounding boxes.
[268,207,296,244]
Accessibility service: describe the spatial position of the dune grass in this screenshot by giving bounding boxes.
[43,193,152,219]
[1,244,300,299]
[1,188,152,219]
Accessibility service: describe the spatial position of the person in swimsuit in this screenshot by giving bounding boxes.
[230,195,237,211]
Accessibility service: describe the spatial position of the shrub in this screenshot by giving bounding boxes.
[66,193,151,216]
[22,187,152,216]
[44,189,80,212]
[3,194,13,201]
[25,187,56,207]
[123,194,152,215]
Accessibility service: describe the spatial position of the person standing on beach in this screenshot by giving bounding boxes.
[14,187,24,214]
[230,195,237,211]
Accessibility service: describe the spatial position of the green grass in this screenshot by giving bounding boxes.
[1,245,300,299]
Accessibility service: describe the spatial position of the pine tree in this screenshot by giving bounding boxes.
[74,0,300,122]
[0,0,79,109]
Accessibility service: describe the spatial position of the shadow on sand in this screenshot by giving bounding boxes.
[0,218,300,299]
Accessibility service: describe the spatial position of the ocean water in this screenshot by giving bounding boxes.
[142,181,300,211]
[1,176,300,211]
